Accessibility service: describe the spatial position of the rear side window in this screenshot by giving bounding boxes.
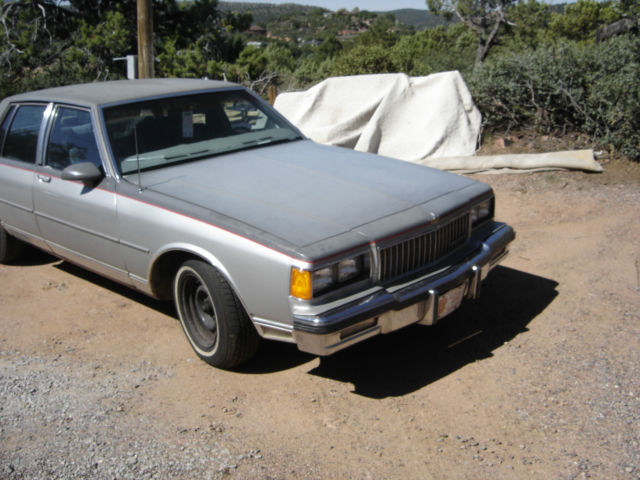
[0,106,16,151]
[2,105,46,164]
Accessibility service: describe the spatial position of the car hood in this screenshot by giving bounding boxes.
[140,140,487,258]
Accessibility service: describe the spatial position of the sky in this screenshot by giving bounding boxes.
[225,0,431,11]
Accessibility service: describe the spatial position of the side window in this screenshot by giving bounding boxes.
[2,105,46,164]
[46,107,101,170]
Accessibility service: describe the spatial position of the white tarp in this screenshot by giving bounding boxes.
[274,71,481,159]
[274,72,603,173]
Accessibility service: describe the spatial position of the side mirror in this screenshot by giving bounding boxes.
[61,162,104,185]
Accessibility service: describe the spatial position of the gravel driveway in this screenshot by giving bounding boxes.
[1,158,639,480]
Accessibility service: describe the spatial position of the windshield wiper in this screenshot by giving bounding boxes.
[164,149,212,161]
[242,136,272,146]
[242,136,301,147]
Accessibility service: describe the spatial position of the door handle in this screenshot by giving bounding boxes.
[37,175,51,183]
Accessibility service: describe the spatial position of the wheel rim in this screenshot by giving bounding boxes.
[179,270,218,351]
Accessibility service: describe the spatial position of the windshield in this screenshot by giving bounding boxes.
[103,89,302,175]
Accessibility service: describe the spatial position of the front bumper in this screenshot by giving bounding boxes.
[292,222,515,356]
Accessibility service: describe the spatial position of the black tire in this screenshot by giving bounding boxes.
[0,224,23,264]
[173,259,260,369]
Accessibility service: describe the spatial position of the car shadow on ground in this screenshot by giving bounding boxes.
[306,266,558,398]
[53,261,177,317]
[9,245,59,267]
[48,260,557,380]
[238,341,316,374]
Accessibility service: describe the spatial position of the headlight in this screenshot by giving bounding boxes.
[290,253,371,300]
[337,258,359,282]
[312,267,334,293]
[470,198,493,226]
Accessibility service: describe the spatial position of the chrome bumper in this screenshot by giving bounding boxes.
[292,223,515,356]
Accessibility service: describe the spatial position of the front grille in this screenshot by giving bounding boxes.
[379,213,470,282]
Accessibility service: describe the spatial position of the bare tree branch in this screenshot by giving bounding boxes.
[428,0,515,70]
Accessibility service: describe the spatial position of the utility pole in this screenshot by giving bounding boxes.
[137,0,154,78]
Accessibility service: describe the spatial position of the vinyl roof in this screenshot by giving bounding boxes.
[3,78,239,107]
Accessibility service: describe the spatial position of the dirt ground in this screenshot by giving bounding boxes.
[1,149,639,479]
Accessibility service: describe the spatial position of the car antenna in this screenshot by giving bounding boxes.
[133,123,144,192]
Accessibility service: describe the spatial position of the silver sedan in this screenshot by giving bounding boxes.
[0,79,514,368]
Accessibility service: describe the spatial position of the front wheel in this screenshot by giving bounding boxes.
[173,260,260,369]
[0,224,23,264]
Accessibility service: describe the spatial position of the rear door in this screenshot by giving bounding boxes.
[32,105,130,284]
[0,103,49,250]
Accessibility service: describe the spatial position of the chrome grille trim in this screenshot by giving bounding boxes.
[379,213,470,282]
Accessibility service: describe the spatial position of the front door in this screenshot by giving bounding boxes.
[32,105,130,284]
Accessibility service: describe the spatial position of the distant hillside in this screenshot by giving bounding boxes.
[385,8,452,30]
[220,2,386,42]
[219,2,450,31]
[219,2,328,26]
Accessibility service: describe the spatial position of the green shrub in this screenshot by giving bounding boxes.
[469,35,640,160]
[390,24,477,76]
[329,44,397,76]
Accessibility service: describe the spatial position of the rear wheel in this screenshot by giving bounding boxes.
[0,224,23,264]
[173,260,260,369]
